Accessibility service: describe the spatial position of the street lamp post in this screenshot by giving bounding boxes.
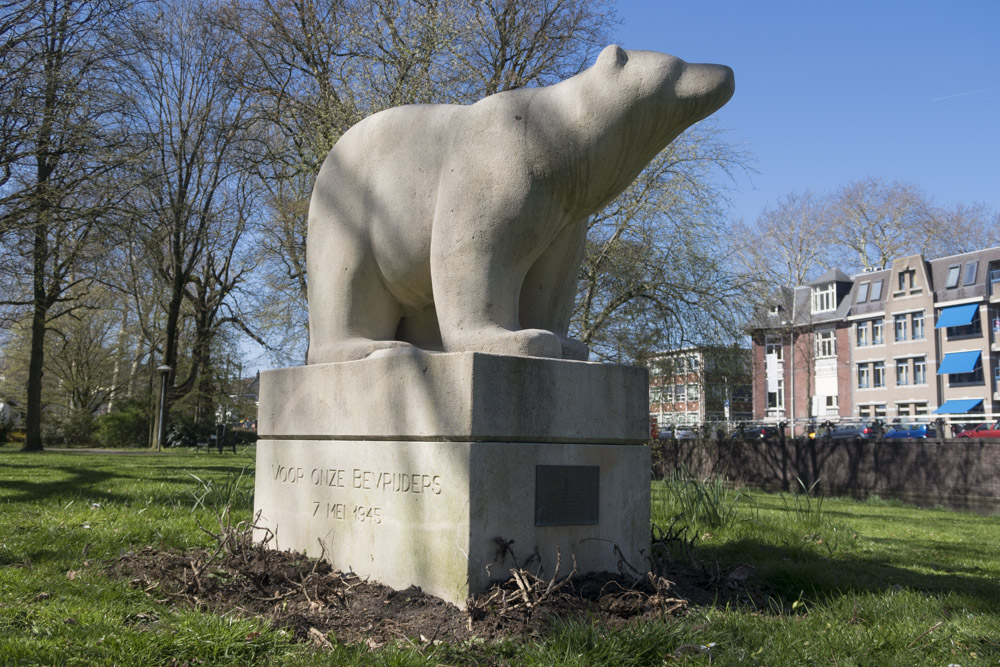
[156,365,171,452]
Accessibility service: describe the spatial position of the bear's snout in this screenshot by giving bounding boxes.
[678,62,734,104]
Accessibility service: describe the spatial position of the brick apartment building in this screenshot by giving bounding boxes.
[749,247,1000,433]
[648,346,752,429]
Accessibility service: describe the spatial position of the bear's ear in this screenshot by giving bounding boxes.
[595,44,628,70]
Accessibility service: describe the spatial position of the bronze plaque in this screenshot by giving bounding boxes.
[534,465,600,526]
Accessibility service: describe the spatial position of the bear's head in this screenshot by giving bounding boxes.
[592,44,734,141]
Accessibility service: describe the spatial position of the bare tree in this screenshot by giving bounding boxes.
[933,202,1000,256]
[121,0,259,446]
[0,0,135,451]
[733,191,833,290]
[826,177,936,271]
[451,0,613,97]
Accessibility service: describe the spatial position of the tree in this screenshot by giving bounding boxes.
[451,0,613,97]
[826,177,936,271]
[121,0,259,446]
[733,191,832,289]
[0,0,135,451]
[740,178,1000,293]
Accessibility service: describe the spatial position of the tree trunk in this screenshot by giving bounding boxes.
[23,224,49,452]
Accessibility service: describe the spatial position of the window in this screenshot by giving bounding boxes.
[915,403,928,416]
[946,265,961,289]
[896,361,909,386]
[687,356,699,372]
[912,311,925,339]
[812,284,836,313]
[898,269,915,291]
[649,387,662,402]
[824,395,838,415]
[765,341,784,362]
[687,383,699,400]
[946,315,982,340]
[859,405,872,419]
[950,360,984,386]
[856,322,869,347]
[914,358,927,384]
[815,330,835,358]
[767,378,784,411]
[675,384,686,401]
[964,261,978,286]
[870,280,883,301]
[873,318,884,344]
[894,314,908,342]
[897,403,912,418]
[873,361,885,388]
[857,282,870,303]
[857,365,870,389]
[875,404,887,419]
[769,304,783,314]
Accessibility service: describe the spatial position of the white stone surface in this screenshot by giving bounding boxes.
[306,45,735,363]
[259,349,649,444]
[254,438,650,607]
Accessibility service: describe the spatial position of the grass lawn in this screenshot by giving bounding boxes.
[1,448,998,665]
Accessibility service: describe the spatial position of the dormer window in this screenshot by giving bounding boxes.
[857,282,870,303]
[870,280,883,300]
[963,261,978,286]
[769,304,783,315]
[945,264,961,289]
[811,284,836,314]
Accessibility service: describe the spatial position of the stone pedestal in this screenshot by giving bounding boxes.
[253,350,650,608]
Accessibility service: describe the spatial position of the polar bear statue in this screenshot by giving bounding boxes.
[306,45,734,363]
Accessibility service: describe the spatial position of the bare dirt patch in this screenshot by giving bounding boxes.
[112,523,761,649]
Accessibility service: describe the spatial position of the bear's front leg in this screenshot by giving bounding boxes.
[429,203,563,359]
[519,216,590,361]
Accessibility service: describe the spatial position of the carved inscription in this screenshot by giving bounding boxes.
[270,463,443,526]
[271,464,442,495]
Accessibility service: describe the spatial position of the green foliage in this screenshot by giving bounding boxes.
[166,418,214,448]
[0,416,11,445]
[652,470,750,536]
[780,476,826,526]
[40,408,94,447]
[93,398,150,448]
[188,467,252,516]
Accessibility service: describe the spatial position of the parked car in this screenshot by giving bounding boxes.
[828,422,873,441]
[659,426,696,440]
[956,421,1000,438]
[884,422,938,439]
[731,423,782,441]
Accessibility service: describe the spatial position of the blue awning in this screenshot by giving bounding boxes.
[937,350,982,375]
[934,398,984,414]
[935,303,979,328]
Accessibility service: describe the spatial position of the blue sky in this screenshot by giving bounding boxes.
[614,0,1000,224]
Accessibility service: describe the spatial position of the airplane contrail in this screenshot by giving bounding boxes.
[932,86,1000,101]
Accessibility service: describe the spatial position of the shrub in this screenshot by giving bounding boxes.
[166,418,214,448]
[0,417,10,446]
[41,409,95,447]
[94,399,150,448]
